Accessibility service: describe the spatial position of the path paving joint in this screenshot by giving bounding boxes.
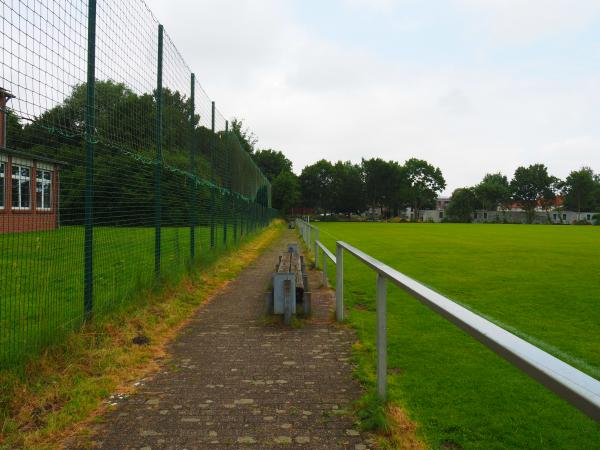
[74,229,372,449]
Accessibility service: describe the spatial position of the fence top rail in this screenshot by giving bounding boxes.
[336,240,600,422]
[316,240,336,263]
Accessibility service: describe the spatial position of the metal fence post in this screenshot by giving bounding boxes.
[322,253,328,287]
[314,227,319,267]
[223,192,228,247]
[210,100,215,249]
[84,0,97,322]
[336,243,344,322]
[233,196,237,244]
[223,135,229,246]
[154,24,164,277]
[189,72,196,262]
[376,273,387,400]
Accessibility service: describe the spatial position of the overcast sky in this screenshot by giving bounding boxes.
[145,0,600,194]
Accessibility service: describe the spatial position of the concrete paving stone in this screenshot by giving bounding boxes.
[66,230,370,450]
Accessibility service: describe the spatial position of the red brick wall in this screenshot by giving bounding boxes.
[0,158,59,234]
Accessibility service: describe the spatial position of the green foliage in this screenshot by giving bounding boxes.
[330,161,366,216]
[510,164,557,223]
[475,172,510,211]
[230,118,257,155]
[446,187,477,222]
[299,159,334,211]
[252,149,293,182]
[361,158,406,217]
[561,167,599,214]
[271,171,300,213]
[355,392,389,432]
[403,158,446,220]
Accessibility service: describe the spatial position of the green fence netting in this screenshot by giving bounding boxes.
[0,0,277,367]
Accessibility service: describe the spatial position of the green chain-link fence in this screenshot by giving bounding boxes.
[0,0,277,368]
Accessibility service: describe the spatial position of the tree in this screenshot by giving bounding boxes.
[361,158,405,218]
[330,161,366,216]
[271,171,300,213]
[446,188,477,222]
[475,173,510,212]
[230,118,257,155]
[252,149,292,182]
[561,167,597,220]
[510,164,556,224]
[403,158,445,221]
[299,159,334,212]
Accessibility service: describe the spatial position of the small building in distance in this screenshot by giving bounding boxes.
[421,196,597,224]
[0,88,63,233]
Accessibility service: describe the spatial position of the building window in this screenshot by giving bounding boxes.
[587,214,591,221]
[36,169,52,210]
[553,213,557,220]
[474,212,478,219]
[0,162,4,209]
[12,164,31,209]
[484,212,488,219]
[439,211,443,219]
[562,214,567,220]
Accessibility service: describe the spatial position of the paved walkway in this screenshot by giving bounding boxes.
[74,230,372,449]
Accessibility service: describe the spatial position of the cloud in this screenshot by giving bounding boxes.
[452,0,600,44]
[145,0,600,195]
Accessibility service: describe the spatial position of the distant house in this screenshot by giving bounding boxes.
[421,196,596,224]
[0,88,63,233]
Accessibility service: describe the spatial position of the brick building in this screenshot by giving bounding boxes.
[0,88,62,233]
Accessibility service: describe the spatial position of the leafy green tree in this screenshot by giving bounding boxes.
[510,164,557,224]
[446,188,477,222]
[561,167,598,219]
[403,158,446,221]
[271,171,300,213]
[475,173,510,212]
[299,159,334,212]
[330,161,366,216]
[361,158,406,218]
[230,118,257,155]
[252,149,293,182]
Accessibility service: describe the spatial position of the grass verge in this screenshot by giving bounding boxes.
[0,221,283,450]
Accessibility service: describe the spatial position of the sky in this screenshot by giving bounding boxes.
[145,0,600,194]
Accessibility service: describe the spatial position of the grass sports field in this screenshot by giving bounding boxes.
[0,224,241,366]
[315,222,600,449]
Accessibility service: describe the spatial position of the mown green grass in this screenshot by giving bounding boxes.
[316,222,600,449]
[0,222,246,367]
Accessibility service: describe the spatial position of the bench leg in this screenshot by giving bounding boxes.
[283,279,292,325]
[303,291,312,317]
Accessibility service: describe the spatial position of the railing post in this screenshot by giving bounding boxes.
[376,273,387,400]
[84,0,97,322]
[189,72,196,262]
[336,243,344,322]
[322,254,328,287]
[314,228,319,267]
[154,23,163,277]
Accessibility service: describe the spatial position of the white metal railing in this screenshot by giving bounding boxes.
[295,219,600,422]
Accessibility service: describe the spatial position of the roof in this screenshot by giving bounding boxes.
[0,147,67,166]
[0,87,15,100]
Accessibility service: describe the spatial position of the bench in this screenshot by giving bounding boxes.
[265,243,311,324]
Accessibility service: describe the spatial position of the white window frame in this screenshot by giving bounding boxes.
[11,162,31,210]
[0,161,5,210]
[36,168,52,211]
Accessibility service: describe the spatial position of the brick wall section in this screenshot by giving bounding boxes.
[0,157,59,233]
